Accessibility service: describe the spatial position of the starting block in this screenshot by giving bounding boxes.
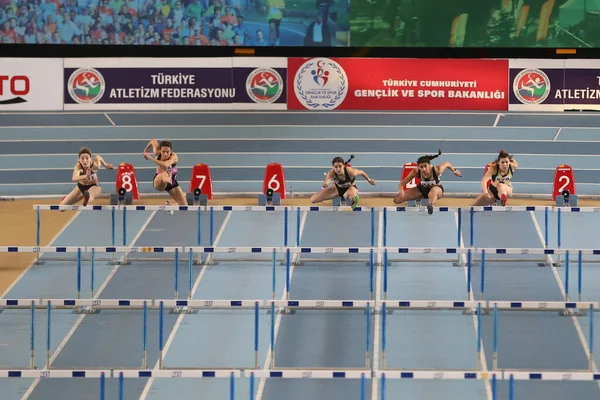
[186,188,208,206]
[258,188,281,206]
[332,196,346,206]
[553,165,577,206]
[110,187,134,205]
[112,163,138,205]
[556,190,578,207]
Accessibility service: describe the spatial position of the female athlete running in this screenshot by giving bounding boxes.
[60,147,113,206]
[142,139,187,206]
[471,150,518,206]
[393,150,462,214]
[310,155,376,209]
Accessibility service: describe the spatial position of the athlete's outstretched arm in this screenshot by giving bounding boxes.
[71,164,91,182]
[350,167,375,185]
[437,161,462,177]
[480,166,495,193]
[322,170,334,188]
[398,169,418,190]
[94,155,114,170]
[142,139,160,156]
[145,152,178,169]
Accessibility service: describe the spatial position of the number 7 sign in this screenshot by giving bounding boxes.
[189,163,213,199]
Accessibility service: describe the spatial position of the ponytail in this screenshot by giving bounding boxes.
[332,154,355,166]
[417,149,442,165]
[492,150,512,164]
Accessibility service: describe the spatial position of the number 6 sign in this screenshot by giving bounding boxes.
[116,163,140,199]
[400,162,421,190]
[262,163,286,199]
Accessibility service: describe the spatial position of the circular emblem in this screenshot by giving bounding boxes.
[246,67,284,104]
[67,68,105,104]
[513,68,551,104]
[294,58,348,110]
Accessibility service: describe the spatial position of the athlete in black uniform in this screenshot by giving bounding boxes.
[310,156,376,209]
[394,150,462,214]
[60,147,114,206]
[142,139,187,206]
[472,150,518,206]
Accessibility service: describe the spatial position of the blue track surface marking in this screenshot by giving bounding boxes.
[499,114,600,128]
[3,111,600,400]
[0,126,560,140]
[0,114,112,127]
[382,211,486,399]
[469,211,600,400]
[106,111,498,127]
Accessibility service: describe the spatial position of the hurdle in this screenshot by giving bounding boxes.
[2,367,599,400]
[4,245,600,303]
[1,298,596,373]
[32,204,579,265]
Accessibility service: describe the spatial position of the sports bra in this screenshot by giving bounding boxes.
[492,165,514,186]
[156,154,177,175]
[333,166,355,187]
[418,167,440,187]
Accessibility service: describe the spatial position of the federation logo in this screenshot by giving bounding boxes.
[67,68,105,104]
[246,67,284,104]
[294,58,348,110]
[513,68,551,104]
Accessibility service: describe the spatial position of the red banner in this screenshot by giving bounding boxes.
[287,58,509,111]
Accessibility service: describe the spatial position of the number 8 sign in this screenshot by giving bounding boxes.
[262,163,286,199]
[116,163,140,199]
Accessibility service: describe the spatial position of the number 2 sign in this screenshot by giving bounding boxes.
[552,165,576,201]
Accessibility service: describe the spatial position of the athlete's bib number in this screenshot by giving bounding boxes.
[268,174,280,191]
[196,175,206,190]
[121,174,133,192]
[558,175,570,193]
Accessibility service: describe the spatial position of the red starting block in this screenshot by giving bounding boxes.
[189,163,213,201]
[262,163,286,200]
[553,164,577,205]
[112,163,139,204]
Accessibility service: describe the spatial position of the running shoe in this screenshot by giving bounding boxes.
[83,190,90,206]
[427,204,434,215]
[351,195,360,209]
[165,200,174,215]
[500,194,507,207]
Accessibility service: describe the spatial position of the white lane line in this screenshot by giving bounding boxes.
[1,211,81,298]
[21,211,158,400]
[255,211,308,400]
[104,113,116,127]
[493,114,502,127]
[371,209,383,399]
[138,211,232,400]
[530,212,599,381]
[553,127,562,141]
[455,211,493,400]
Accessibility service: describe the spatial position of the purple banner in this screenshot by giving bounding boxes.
[563,69,600,105]
[64,67,233,104]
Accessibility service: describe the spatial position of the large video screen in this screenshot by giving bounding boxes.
[0,0,350,46]
[350,0,599,48]
[1,0,598,48]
